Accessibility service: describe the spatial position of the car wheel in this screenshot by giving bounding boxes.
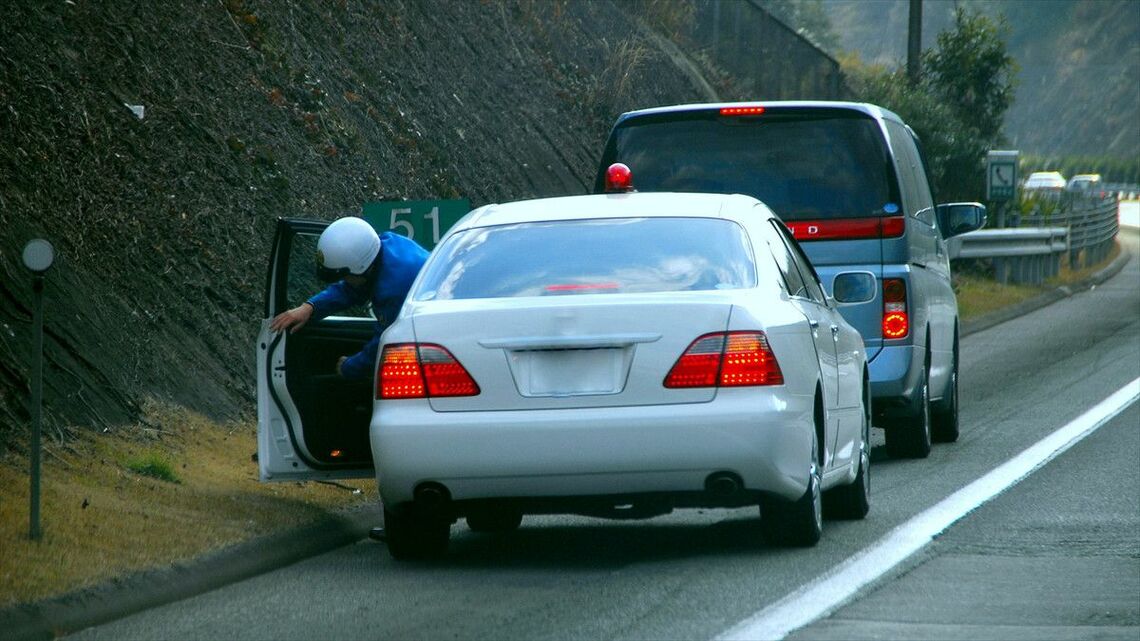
[466,506,523,533]
[885,367,932,459]
[761,429,822,547]
[385,506,450,561]
[932,355,960,443]
[824,383,871,520]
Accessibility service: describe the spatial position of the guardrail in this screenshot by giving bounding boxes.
[952,193,1122,285]
[951,227,1069,285]
[1047,196,1120,268]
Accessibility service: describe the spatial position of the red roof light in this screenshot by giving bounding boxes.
[605,162,633,192]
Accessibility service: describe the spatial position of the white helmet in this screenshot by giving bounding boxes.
[316,217,381,279]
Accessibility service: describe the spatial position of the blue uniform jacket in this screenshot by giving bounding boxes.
[307,232,429,380]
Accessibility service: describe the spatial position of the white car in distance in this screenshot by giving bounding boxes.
[257,191,872,559]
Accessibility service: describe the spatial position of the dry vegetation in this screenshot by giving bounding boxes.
[0,400,373,608]
[954,243,1122,319]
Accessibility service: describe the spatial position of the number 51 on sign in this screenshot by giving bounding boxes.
[362,199,470,250]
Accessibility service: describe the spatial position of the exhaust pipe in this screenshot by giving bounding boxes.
[414,482,451,517]
[705,472,741,496]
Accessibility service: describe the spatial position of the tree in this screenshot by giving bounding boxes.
[843,6,1017,201]
[923,7,1017,145]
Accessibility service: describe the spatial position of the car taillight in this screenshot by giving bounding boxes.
[786,216,905,241]
[882,278,909,339]
[377,343,480,399]
[664,331,784,388]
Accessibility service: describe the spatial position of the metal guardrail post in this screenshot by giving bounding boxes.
[955,228,1070,286]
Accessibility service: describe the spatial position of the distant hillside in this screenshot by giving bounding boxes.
[822,0,1140,159]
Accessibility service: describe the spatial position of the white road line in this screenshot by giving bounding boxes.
[716,377,1140,641]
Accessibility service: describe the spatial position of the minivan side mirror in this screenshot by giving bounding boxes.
[936,202,987,238]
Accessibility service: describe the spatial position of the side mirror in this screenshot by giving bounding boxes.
[832,272,876,304]
[936,202,987,238]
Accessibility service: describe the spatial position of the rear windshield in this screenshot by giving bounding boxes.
[600,111,897,221]
[414,217,756,301]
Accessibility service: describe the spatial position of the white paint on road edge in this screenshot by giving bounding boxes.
[716,377,1140,641]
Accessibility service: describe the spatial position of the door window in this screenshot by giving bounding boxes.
[759,220,809,299]
[604,110,897,221]
[286,232,371,318]
[771,221,828,305]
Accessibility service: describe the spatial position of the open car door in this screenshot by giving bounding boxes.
[257,218,376,482]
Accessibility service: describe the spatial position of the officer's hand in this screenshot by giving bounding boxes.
[269,303,313,334]
[336,356,348,377]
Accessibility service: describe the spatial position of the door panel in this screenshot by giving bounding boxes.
[257,218,376,482]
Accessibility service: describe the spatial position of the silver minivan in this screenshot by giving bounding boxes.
[594,101,986,458]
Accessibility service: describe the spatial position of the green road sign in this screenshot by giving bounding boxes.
[361,199,470,250]
[986,150,1019,201]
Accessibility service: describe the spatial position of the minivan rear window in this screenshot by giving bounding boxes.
[414,217,756,300]
[600,111,897,221]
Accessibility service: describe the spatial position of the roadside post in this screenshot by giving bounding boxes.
[22,238,55,541]
[986,150,1019,227]
[986,151,1019,283]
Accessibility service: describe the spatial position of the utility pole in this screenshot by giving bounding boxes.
[907,0,923,85]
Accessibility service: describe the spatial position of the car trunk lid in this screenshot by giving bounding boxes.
[411,295,733,411]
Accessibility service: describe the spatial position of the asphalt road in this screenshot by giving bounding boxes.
[63,229,1139,641]
[789,402,1139,640]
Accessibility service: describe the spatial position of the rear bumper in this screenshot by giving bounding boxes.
[371,389,815,509]
[869,344,923,421]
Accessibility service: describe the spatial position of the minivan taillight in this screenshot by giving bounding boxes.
[787,216,905,241]
[882,278,909,339]
[664,332,784,388]
[377,343,480,399]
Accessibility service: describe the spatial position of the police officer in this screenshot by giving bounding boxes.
[269,216,429,380]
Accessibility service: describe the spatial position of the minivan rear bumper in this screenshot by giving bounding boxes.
[869,344,923,422]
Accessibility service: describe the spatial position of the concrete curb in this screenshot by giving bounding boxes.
[3,503,379,641]
[961,240,1132,338]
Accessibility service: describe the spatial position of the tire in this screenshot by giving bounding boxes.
[761,428,822,547]
[885,367,932,459]
[932,351,960,443]
[824,382,871,520]
[385,506,450,561]
[466,507,523,533]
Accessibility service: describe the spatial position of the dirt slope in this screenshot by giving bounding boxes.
[2,1,849,451]
[0,0,724,449]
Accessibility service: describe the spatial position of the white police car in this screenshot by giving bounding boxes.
[257,188,871,559]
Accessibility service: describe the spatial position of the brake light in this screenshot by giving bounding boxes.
[720,106,765,116]
[881,278,909,339]
[377,343,480,399]
[786,216,905,241]
[664,331,783,388]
